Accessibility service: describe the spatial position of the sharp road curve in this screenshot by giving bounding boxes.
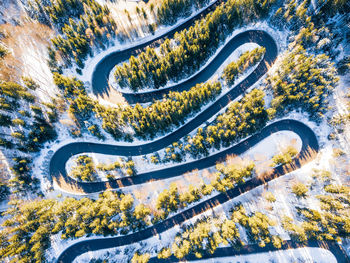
[51,3,350,262]
[51,29,278,194]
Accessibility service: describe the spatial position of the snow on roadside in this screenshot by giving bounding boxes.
[68,130,301,184]
[35,20,289,196]
[188,247,336,263]
[74,0,217,84]
[107,21,287,94]
[71,225,336,263]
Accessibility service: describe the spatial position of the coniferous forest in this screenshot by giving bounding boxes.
[0,0,349,262]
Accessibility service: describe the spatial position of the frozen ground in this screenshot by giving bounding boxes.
[188,248,337,263]
[64,130,301,184]
[106,21,287,95]
[1,1,349,262]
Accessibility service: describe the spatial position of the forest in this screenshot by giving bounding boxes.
[114,0,273,91]
[28,0,117,70]
[157,0,210,25]
[223,47,265,85]
[69,155,136,182]
[152,88,268,164]
[0,0,349,262]
[2,169,348,262]
[0,79,57,194]
[267,45,338,120]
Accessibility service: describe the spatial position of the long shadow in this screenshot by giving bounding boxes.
[57,136,350,263]
[50,3,349,262]
[50,29,278,194]
[93,30,276,104]
[51,119,318,194]
[148,241,350,263]
[91,0,221,101]
[57,132,347,262]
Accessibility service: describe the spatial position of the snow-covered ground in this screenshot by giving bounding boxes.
[78,20,287,106]
[107,21,287,94]
[76,0,217,84]
[188,248,336,263]
[64,130,301,184]
[72,238,336,263]
[66,146,338,262]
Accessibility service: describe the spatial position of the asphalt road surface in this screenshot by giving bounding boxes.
[52,3,349,263]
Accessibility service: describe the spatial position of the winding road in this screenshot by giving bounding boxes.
[91,0,220,104]
[51,3,350,263]
[147,241,349,263]
[51,29,278,194]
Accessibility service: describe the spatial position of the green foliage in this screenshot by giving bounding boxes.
[114,0,274,91]
[291,182,308,198]
[155,157,254,217]
[213,161,255,192]
[69,94,94,121]
[156,183,180,215]
[9,157,33,193]
[88,124,105,140]
[29,0,117,67]
[158,247,171,259]
[267,46,338,120]
[171,218,227,259]
[223,47,266,85]
[177,89,268,159]
[165,205,276,259]
[271,146,298,166]
[232,205,276,247]
[96,158,137,178]
[97,160,121,171]
[157,0,209,25]
[120,194,134,212]
[0,79,57,192]
[0,191,146,262]
[95,82,222,139]
[179,184,201,206]
[220,219,240,245]
[264,192,276,203]
[131,252,150,263]
[22,76,39,90]
[70,155,97,182]
[282,216,307,242]
[272,0,310,30]
[53,73,85,99]
[134,204,151,221]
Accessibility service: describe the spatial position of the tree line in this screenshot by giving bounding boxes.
[155,159,255,220]
[96,82,222,139]
[0,191,151,262]
[135,174,350,262]
[152,88,268,164]
[114,0,274,91]
[70,155,137,182]
[267,45,338,120]
[0,79,57,194]
[223,47,265,85]
[156,0,209,25]
[56,72,222,140]
[153,205,278,261]
[28,0,117,70]
[1,160,349,262]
